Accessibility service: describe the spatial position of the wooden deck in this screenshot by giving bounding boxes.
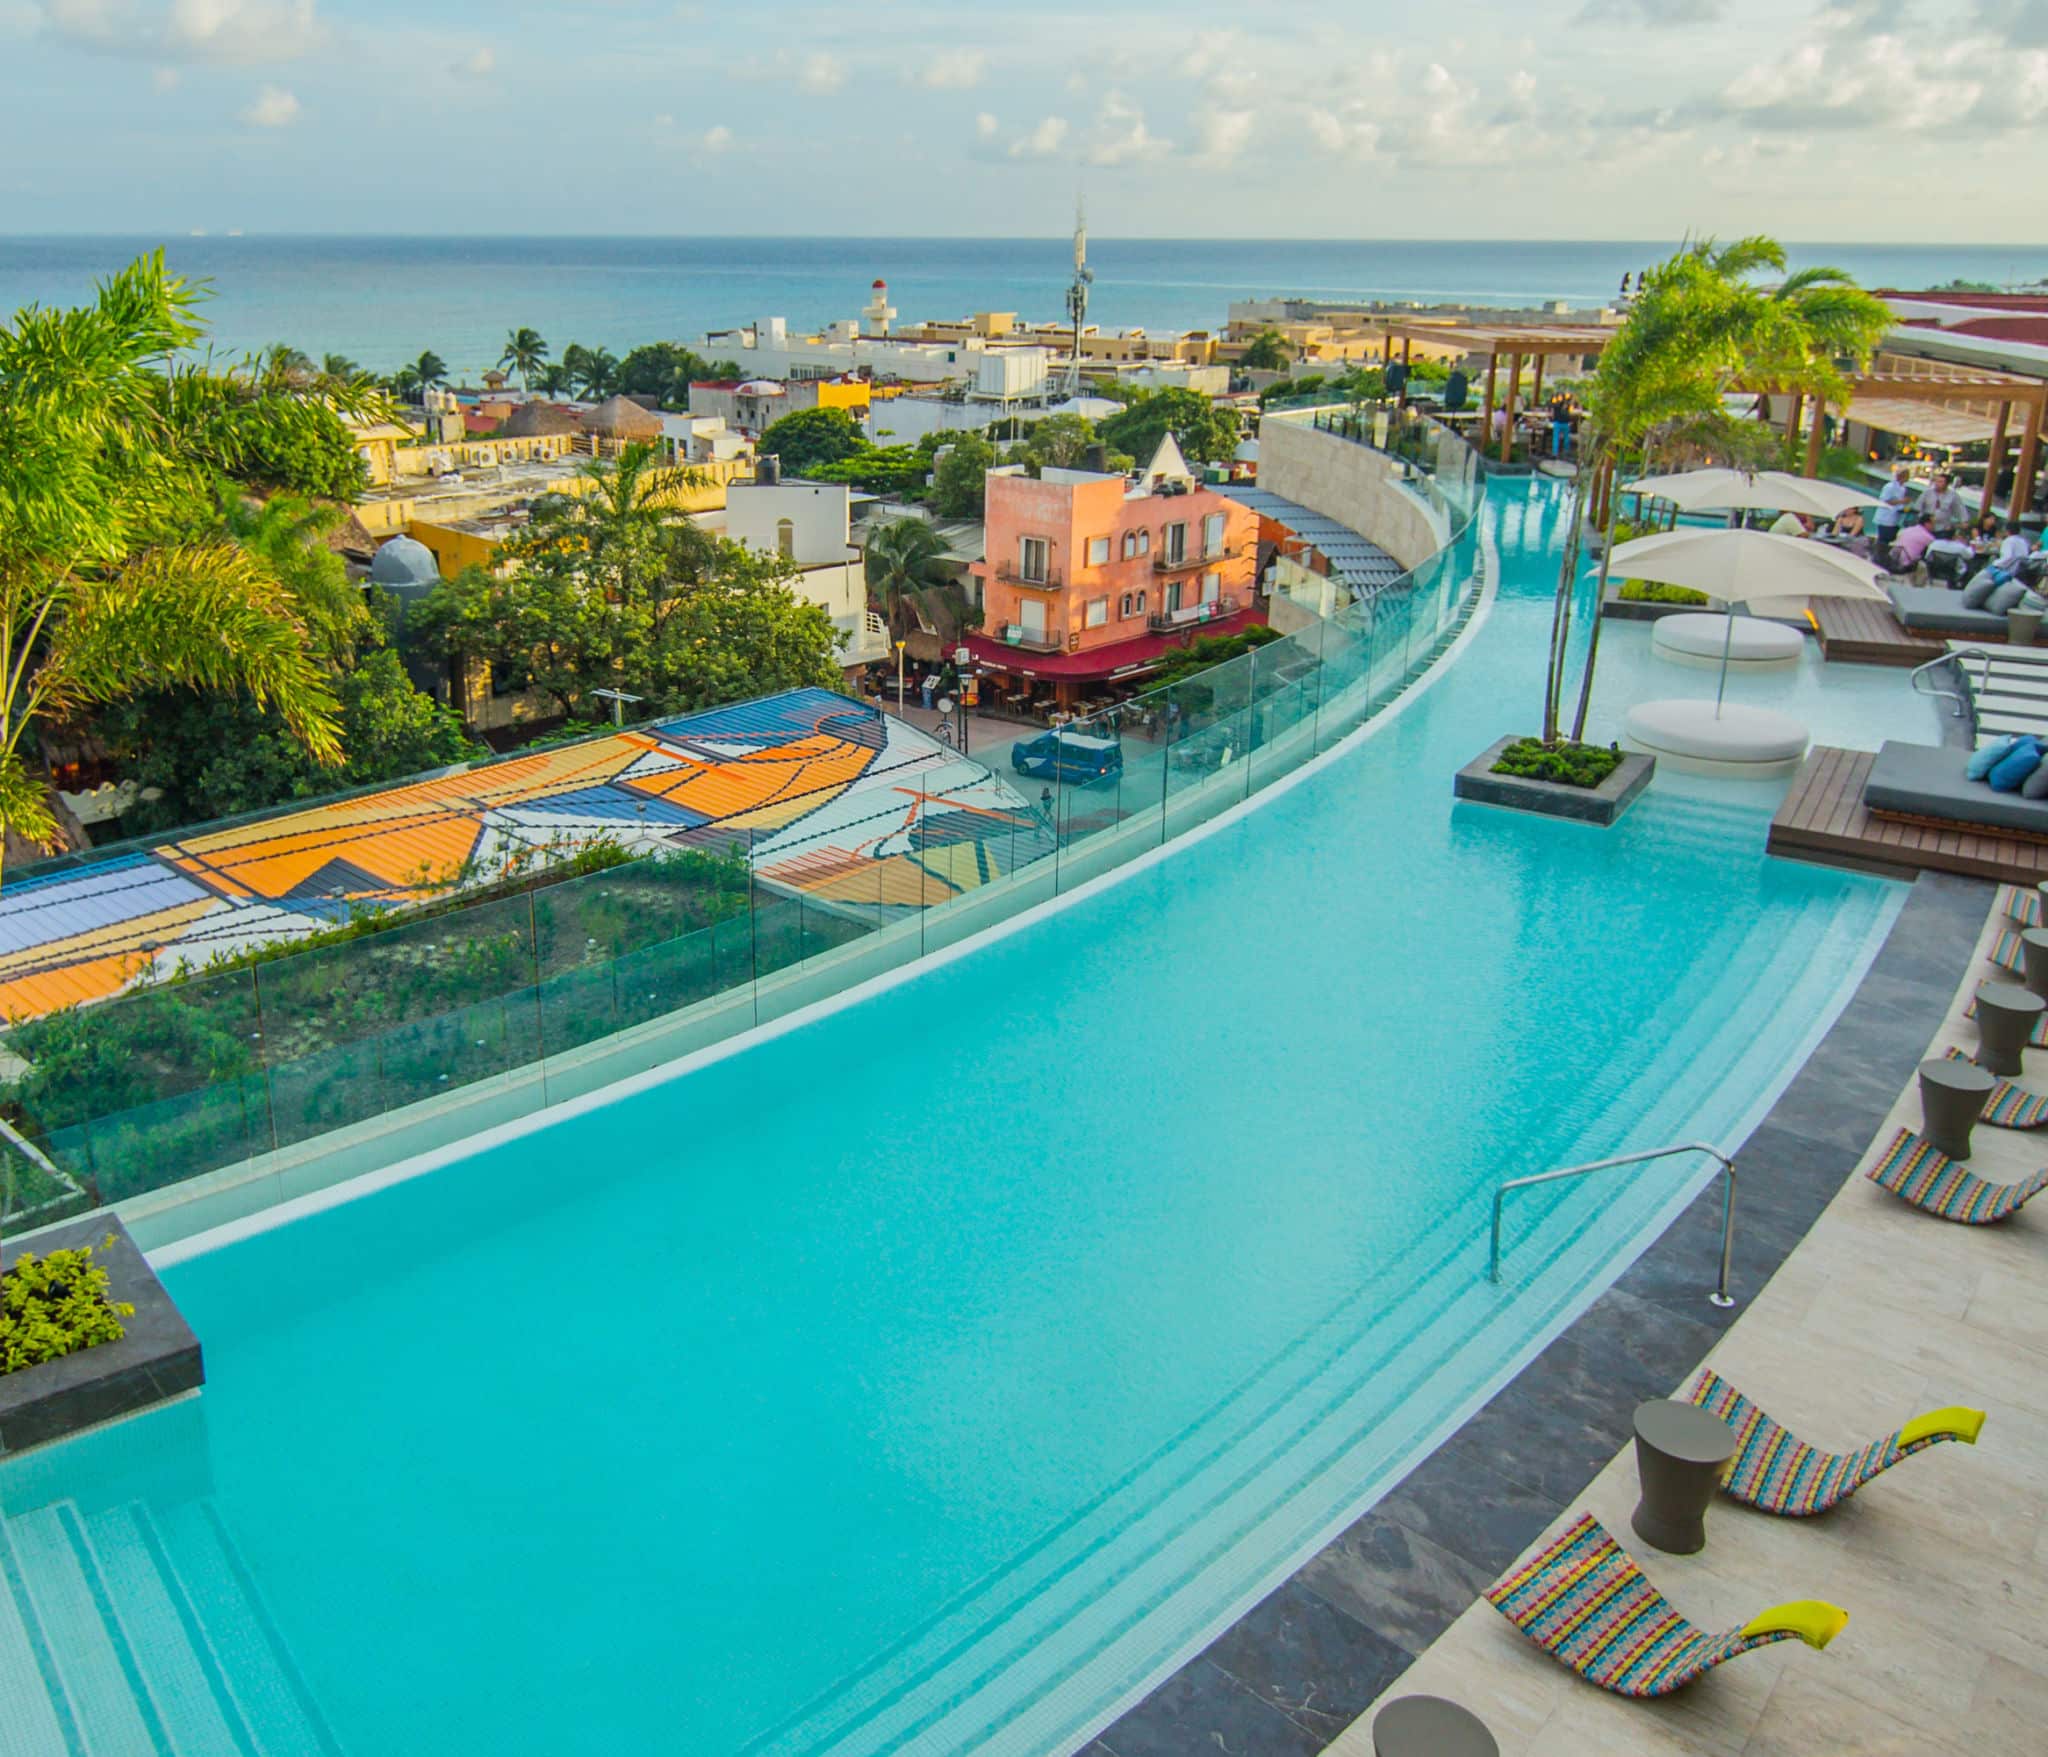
[1810,597,1950,667]
[1768,745,2048,882]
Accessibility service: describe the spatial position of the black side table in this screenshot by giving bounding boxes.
[1977,981,2045,1076]
[1631,1399,1736,1554]
[1920,1056,1995,1160]
[2022,928,2048,1000]
[1373,1695,1498,1757]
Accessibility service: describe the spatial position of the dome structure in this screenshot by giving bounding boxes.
[369,535,440,589]
[1233,438,1261,464]
[583,395,665,440]
[736,380,787,398]
[500,401,579,439]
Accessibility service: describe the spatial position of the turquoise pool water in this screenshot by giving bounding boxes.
[0,478,1916,1757]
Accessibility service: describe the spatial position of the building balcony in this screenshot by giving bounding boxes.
[1153,547,1238,575]
[835,609,892,667]
[994,626,1066,654]
[1148,594,1241,633]
[994,563,1063,591]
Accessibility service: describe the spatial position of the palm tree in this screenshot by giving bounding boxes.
[499,327,548,392]
[534,364,573,400]
[863,517,958,639]
[322,352,363,380]
[0,253,342,879]
[412,349,448,391]
[1541,237,1889,743]
[388,365,423,402]
[571,347,619,400]
[264,343,313,378]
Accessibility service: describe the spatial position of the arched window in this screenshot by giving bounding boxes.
[775,518,795,560]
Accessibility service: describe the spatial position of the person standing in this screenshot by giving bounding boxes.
[1874,464,1911,549]
[1916,470,1966,536]
[1548,391,1573,458]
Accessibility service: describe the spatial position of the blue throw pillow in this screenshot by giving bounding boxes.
[1988,738,2042,793]
[1968,735,2020,780]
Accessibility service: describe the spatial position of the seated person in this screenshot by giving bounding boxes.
[1889,514,1937,573]
[1925,533,1976,584]
[1768,510,1813,537]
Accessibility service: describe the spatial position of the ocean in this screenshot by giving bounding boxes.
[2,235,2042,379]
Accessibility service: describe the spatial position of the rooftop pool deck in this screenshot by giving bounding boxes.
[0,475,1961,1757]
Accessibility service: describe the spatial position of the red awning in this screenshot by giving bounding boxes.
[964,609,1259,681]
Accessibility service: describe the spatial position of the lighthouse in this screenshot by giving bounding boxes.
[861,278,896,337]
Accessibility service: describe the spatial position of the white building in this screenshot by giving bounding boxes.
[722,479,890,672]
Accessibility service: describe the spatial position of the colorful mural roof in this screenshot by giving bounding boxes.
[0,689,1045,1024]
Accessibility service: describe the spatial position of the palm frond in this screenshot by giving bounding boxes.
[37,542,342,762]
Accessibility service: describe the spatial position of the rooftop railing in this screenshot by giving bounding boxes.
[0,442,1485,1249]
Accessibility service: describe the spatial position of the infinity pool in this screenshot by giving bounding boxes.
[0,479,1919,1757]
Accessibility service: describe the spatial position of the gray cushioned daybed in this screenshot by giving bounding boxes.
[1863,740,2048,839]
[1886,583,2010,639]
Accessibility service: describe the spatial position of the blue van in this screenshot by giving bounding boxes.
[1010,730,1124,786]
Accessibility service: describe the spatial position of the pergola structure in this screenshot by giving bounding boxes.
[1369,322,1617,463]
[1769,364,2047,520]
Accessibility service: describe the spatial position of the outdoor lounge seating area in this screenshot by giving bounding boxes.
[1334,886,2048,1756]
[1863,738,2048,840]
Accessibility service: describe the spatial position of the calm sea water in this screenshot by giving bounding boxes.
[3,235,2042,378]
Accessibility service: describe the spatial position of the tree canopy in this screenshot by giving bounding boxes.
[931,432,996,516]
[1097,388,1239,466]
[1238,330,1292,371]
[759,406,866,475]
[0,252,348,870]
[409,443,843,719]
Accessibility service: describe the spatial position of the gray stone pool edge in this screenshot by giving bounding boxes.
[1078,868,1991,1757]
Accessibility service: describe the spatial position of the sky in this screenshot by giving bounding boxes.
[1,0,2045,240]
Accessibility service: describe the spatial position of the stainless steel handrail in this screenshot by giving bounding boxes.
[1489,1142,1736,1307]
[1908,648,1972,720]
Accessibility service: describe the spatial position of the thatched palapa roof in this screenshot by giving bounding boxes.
[582,395,664,440]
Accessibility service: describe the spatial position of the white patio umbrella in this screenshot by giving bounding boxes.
[1607,526,1887,710]
[1624,468,1881,520]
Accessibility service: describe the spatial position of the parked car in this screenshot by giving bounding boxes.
[1011,730,1124,786]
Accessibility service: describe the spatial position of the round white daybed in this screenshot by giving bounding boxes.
[1650,612,1803,671]
[1622,699,1810,779]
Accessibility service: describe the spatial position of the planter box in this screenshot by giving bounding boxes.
[1600,597,1705,623]
[1454,736,1656,826]
[0,1215,202,1456]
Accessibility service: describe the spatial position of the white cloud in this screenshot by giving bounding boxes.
[1064,70,1087,96]
[1178,28,1241,79]
[699,122,732,154]
[1193,108,1253,169]
[974,110,998,139]
[919,48,985,89]
[1009,115,1068,158]
[240,82,297,126]
[43,0,327,64]
[453,44,493,79]
[150,63,178,88]
[799,50,843,93]
[1086,90,1169,166]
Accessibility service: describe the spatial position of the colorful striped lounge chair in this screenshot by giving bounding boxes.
[1866,1127,2048,1223]
[2001,883,2044,929]
[1684,1368,1985,1517]
[1485,1512,1846,1697]
[1990,926,2026,977]
[1942,1048,2048,1128]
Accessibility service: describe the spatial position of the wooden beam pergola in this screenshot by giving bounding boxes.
[1754,368,2048,519]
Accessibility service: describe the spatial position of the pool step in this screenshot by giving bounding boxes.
[0,1496,341,1756]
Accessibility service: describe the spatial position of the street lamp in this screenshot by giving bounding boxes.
[894,640,907,711]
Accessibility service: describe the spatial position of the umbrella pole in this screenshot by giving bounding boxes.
[1716,607,1735,717]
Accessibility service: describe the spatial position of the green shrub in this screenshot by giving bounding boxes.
[1491,737,1624,789]
[1617,580,1709,605]
[1,1237,133,1375]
